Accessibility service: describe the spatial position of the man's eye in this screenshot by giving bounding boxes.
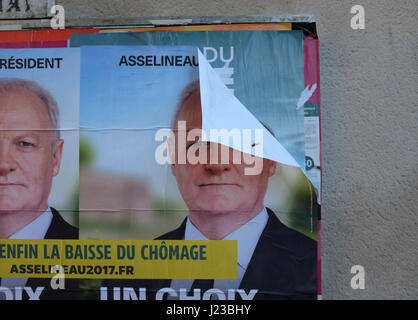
[18,141,34,148]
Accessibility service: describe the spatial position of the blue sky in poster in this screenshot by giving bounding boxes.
[80,45,198,129]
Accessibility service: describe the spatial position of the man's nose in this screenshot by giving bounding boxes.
[203,143,233,174]
[204,163,231,175]
[0,144,16,176]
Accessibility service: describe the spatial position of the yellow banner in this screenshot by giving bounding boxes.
[0,240,237,279]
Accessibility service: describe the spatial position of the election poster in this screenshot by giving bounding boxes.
[0,48,80,299]
[0,28,99,48]
[77,30,319,300]
[0,22,321,301]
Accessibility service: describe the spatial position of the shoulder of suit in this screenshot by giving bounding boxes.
[265,208,317,258]
[46,208,79,239]
[155,228,182,240]
[155,217,187,240]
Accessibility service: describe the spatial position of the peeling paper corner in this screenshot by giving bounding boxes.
[196,48,301,169]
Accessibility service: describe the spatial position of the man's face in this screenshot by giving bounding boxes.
[171,91,276,214]
[0,88,63,214]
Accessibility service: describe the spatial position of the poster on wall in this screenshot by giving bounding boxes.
[77,30,319,300]
[0,48,80,299]
[0,22,321,301]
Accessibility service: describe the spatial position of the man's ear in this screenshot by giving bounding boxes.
[52,139,64,177]
[171,163,177,176]
[168,131,178,176]
[168,131,176,163]
[267,160,277,177]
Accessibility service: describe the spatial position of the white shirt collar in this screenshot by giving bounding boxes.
[185,207,269,271]
[8,207,53,239]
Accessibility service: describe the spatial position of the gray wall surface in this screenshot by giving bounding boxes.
[2,0,417,299]
[59,0,418,300]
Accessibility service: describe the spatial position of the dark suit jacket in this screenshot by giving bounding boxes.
[105,208,317,300]
[23,208,79,300]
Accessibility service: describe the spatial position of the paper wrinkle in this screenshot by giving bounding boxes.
[197,49,300,168]
[0,128,79,131]
[80,126,171,131]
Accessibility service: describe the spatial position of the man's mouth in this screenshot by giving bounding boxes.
[0,183,25,187]
[198,183,240,187]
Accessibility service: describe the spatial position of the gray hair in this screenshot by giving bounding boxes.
[0,78,60,141]
[172,80,200,130]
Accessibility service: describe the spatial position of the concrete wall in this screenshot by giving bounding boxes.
[4,0,416,299]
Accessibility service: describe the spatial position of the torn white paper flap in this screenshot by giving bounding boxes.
[197,49,300,168]
[297,83,317,110]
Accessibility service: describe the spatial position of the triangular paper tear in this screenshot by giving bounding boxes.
[197,49,300,169]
